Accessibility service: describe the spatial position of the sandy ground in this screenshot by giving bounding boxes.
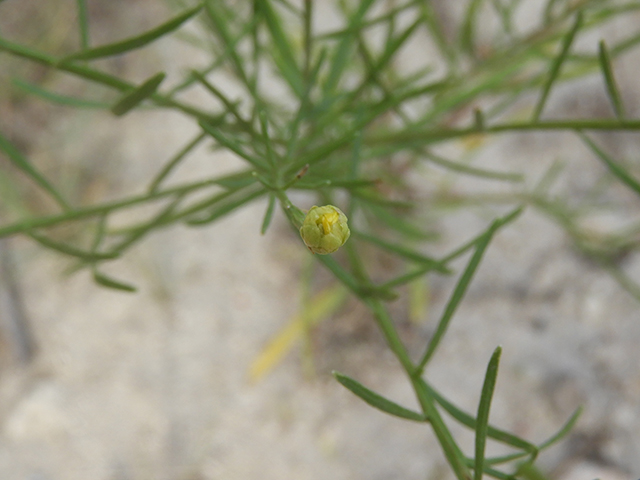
[0,2,639,480]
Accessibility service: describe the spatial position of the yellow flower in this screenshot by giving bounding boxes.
[299,205,350,254]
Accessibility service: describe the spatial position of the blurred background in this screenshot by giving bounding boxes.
[0,1,639,479]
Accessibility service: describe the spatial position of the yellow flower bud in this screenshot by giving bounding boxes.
[299,205,351,254]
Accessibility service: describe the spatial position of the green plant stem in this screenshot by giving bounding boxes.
[0,176,245,238]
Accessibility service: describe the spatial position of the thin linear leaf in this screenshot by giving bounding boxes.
[109,194,185,254]
[198,120,267,170]
[413,379,472,480]
[293,177,378,190]
[353,230,450,273]
[323,0,377,95]
[0,177,230,238]
[579,132,640,195]
[351,190,413,209]
[598,40,625,119]
[334,371,427,422]
[515,462,550,480]
[365,204,438,241]
[382,207,523,290]
[419,2,456,66]
[191,70,252,130]
[423,380,537,454]
[543,0,563,24]
[314,254,362,297]
[261,193,276,234]
[258,0,304,96]
[461,0,485,55]
[62,4,203,62]
[111,72,166,116]
[202,1,253,88]
[258,110,278,168]
[475,346,502,480]
[12,79,110,109]
[148,132,207,193]
[213,170,258,190]
[1,33,215,121]
[371,16,422,79]
[423,150,523,182]
[538,406,582,450]
[93,269,137,292]
[532,13,583,122]
[28,231,119,261]
[90,213,108,257]
[76,0,90,49]
[0,131,70,211]
[417,223,495,373]
[185,187,265,226]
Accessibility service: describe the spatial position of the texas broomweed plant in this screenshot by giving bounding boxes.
[300,205,350,255]
[1,0,639,478]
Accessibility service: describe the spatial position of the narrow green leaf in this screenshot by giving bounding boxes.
[417,227,494,373]
[202,1,252,88]
[0,131,70,211]
[185,187,265,226]
[258,0,304,96]
[424,150,523,182]
[515,462,550,480]
[148,132,207,194]
[382,208,523,291]
[423,380,537,453]
[353,230,450,273]
[461,0,485,55]
[538,406,582,450]
[419,2,456,66]
[93,269,137,292]
[351,190,413,209]
[420,207,522,369]
[213,170,258,190]
[198,120,267,170]
[413,379,473,480]
[261,193,276,234]
[579,132,640,195]
[532,13,583,122]
[76,0,90,49]
[475,346,502,480]
[258,110,278,168]
[0,177,229,238]
[294,178,378,190]
[374,17,422,76]
[109,194,185,254]
[90,213,109,257]
[12,79,110,109]
[333,371,427,422]
[598,40,625,119]
[315,254,362,297]
[191,70,251,130]
[111,72,166,116]
[62,4,203,62]
[543,0,563,24]
[323,0,377,95]
[28,231,119,261]
[365,204,439,240]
